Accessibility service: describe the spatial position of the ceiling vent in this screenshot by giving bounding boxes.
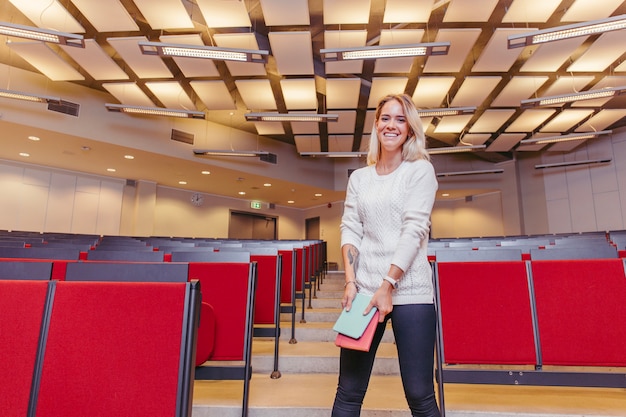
[171,129,194,144]
[260,153,277,164]
[48,100,79,117]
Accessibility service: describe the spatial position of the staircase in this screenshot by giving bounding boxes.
[191,271,626,417]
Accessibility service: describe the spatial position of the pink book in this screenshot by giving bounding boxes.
[335,310,380,351]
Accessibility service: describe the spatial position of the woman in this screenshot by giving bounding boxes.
[331,93,440,417]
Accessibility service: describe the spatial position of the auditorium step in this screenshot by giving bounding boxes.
[192,271,626,417]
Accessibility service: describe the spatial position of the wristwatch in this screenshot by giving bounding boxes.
[382,275,398,289]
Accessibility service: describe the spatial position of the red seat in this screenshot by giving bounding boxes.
[0,280,49,416]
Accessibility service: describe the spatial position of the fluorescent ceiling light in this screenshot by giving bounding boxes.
[245,113,339,122]
[417,107,476,117]
[0,21,84,47]
[535,159,611,169]
[436,169,504,177]
[193,149,270,157]
[320,42,450,61]
[428,145,486,155]
[0,88,61,104]
[300,152,366,158]
[138,41,269,63]
[508,14,626,48]
[521,86,626,108]
[105,103,205,119]
[520,130,611,145]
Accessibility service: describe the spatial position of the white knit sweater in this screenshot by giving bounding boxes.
[340,159,438,305]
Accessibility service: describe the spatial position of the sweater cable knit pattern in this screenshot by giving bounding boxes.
[340,159,438,305]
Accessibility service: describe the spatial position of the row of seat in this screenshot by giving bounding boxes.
[0,279,200,417]
[0,239,327,417]
[433,258,626,412]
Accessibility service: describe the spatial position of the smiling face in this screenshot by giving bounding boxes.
[375,98,411,155]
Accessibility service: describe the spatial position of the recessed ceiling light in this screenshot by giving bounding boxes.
[124,155,134,159]
[442,193,450,197]
[238,191,246,195]
[27,135,40,141]
[179,181,187,185]
[107,168,116,172]
[201,170,211,175]
[288,200,295,204]
[19,152,29,157]
[314,193,322,197]
[264,183,272,187]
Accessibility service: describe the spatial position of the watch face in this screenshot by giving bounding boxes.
[191,193,204,206]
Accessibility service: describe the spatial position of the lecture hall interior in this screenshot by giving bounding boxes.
[1,1,626,417]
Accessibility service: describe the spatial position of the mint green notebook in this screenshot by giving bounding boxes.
[333,293,378,339]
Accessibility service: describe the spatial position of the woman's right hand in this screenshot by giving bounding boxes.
[341,282,358,311]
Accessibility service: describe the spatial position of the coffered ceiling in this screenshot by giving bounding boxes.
[1,0,626,205]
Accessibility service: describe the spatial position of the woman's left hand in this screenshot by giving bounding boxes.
[364,284,394,322]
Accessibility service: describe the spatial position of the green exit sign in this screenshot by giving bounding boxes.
[250,201,262,209]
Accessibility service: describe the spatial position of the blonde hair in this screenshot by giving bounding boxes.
[366,93,429,166]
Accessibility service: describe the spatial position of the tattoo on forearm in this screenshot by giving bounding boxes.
[347,246,359,272]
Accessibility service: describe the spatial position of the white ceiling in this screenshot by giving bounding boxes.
[1,0,626,206]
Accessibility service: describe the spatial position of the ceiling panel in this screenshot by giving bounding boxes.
[324,30,368,75]
[561,0,624,21]
[60,39,128,81]
[460,134,491,145]
[189,81,236,110]
[132,0,194,29]
[412,77,456,108]
[328,135,355,152]
[520,37,587,72]
[294,135,321,152]
[363,111,376,133]
[280,78,317,110]
[107,37,173,79]
[326,78,362,109]
[7,42,84,81]
[383,0,434,23]
[472,29,532,72]
[234,80,277,110]
[491,76,549,107]
[567,31,626,72]
[290,118,319,134]
[450,76,502,107]
[145,82,196,110]
[374,30,424,74]
[502,0,561,22]
[367,77,409,108]
[469,110,516,133]
[539,110,595,132]
[576,109,626,132]
[433,115,473,134]
[196,0,252,28]
[423,29,481,73]
[260,0,310,26]
[540,76,596,97]
[269,32,314,76]
[213,33,267,77]
[159,35,220,78]
[72,0,138,32]
[444,0,498,22]
[254,122,285,135]
[328,111,357,134]
[323,0,371,24]
[505,110,556,133]
[9,0,84,32]
[359,135,370,151]
[102,82,156,107]
[547,140,588,152]
[487,133,527,152]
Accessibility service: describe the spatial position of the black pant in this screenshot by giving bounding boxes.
[331,303,441,417]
